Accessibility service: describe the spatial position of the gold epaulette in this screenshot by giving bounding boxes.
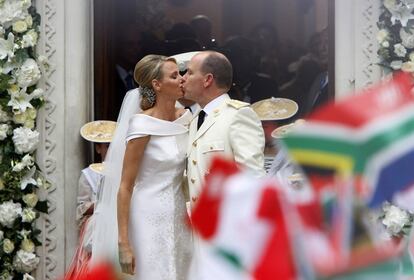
[226,99,250,109]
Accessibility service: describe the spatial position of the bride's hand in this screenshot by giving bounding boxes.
[118,243,136,275]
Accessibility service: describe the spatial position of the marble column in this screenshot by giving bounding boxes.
[34,0,93,278]
[335,0,382,99]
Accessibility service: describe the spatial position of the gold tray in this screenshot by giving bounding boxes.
[251,97,298,121]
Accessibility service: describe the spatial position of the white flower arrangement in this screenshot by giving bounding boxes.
[0,0,31,29]
[380,202,413,237]
[378,0,414,73]
[0,0,48,278]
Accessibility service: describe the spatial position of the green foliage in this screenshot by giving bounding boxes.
[34,201,48,214]
[0,74,12,93]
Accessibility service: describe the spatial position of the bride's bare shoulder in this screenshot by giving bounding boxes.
[141,108,154,116]
[175,108,186,118]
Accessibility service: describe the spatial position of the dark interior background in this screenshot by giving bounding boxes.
[94,0,334,121]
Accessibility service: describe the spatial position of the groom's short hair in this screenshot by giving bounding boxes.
[200,51,233,91]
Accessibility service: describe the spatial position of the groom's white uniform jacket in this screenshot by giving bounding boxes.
[186,94,265,205]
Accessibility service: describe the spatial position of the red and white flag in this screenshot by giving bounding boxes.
[191,157,298,280]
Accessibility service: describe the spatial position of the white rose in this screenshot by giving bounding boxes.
[0,124,9,141]
[16,59,41,87]
[402,61,414,72]
[384,0,397,11]
[21,238,35,253]
[12,20,28,33]
[13,249,40,273]
[377,29,388,43]
[23,119,34,129]
[0,200,22,227]
[22,208,36,223]
[382,41,390,48]
[12,127,39,154]
[400,28,414,48]
[25,15,33,28]
[26,108,36,120]
[13,111,27,124]
[21,29,38,48]
[394,43,407,57]
[22,193,38,208]
[382,205,411,236]
[390,60,403,70]
[3,238,14,254]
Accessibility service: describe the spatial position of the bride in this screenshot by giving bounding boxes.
[92,55,192,279]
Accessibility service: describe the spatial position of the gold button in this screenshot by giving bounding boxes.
[192,160,197,165]
[190,179,195,183]
[193,142,197,147]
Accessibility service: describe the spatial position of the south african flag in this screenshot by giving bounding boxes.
[282,73,414,208]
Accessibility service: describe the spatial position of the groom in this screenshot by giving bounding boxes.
[181,51,265,278]
[182,50,265,206]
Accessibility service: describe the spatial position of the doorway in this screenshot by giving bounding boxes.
[93,0,333,121]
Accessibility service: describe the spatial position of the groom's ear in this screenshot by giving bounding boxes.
[204,73,214,88]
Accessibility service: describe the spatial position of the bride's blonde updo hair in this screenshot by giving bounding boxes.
[134,54,176,110]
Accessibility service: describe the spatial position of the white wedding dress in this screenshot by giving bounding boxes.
[124,110,192,280]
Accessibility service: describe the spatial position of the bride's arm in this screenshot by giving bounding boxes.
[117,135,150,275]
